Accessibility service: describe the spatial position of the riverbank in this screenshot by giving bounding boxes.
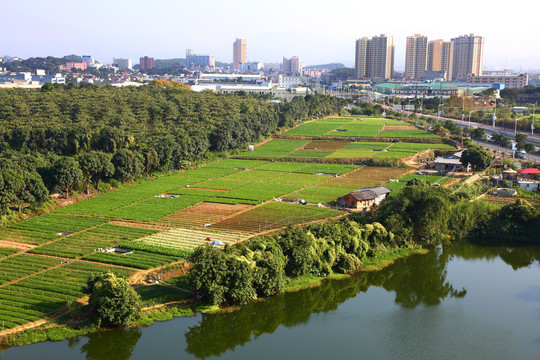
[0,246,425,348]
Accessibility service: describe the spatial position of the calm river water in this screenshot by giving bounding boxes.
[3,243,540,360]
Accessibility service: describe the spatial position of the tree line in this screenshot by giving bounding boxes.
[0,82,346,218]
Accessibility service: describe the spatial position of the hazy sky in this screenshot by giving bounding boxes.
[3,0,539,71]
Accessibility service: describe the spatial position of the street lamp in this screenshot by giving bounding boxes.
[468,110,481,129]
[437,104,443,121]
[492,98,497,128]
[527,102,537,135]
[514,116,526,135]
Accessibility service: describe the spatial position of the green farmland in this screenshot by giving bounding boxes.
[0,115,458,330]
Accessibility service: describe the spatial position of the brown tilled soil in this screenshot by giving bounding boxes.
[157,202,253,228]
[108,221,171,231]
[0,240,35,250]
[383,125,418,131]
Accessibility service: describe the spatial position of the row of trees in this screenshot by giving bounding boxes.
[188,219,398,305]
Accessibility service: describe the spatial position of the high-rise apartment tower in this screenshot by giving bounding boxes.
[451,34,484,81]
[404,34,428,80]
[282,56,302,75]
[427,40,444,72]
[139,56,154,70]
[233,38,247,70]
[355,34,394,80]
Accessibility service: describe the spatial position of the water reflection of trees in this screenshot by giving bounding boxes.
[185,249,466,358]
[448,242,540,270]
[367,250,466,308]
[78,328,142,360]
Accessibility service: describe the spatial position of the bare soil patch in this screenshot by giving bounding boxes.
[108,221,171,231]
[383,125,418,131]
[0,240,35,250]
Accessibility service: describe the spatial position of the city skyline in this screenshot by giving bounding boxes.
[2,0,539,71]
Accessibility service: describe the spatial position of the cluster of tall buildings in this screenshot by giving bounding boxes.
[355,33,485,82]
[232,38,302,75]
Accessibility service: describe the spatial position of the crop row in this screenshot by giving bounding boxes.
[9,214,106,240]
[143,228,240,251]
[0,255,63,285]
[208,201,343,233]
[255,162,358,175]
[0,228,57,245]
[29,224,158,258]
[0,247,19,258]
[283,186,358,204]
[105,195,204,222]
[83,251,181,270]
[236,139,308,158]
[54,172,201,216]
[204,159,268,169]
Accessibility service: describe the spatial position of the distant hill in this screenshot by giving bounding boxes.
[304,63,345,71]
[2,55,82,74]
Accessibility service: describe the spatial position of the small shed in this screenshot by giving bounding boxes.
[502,169,517,180]
[517,181,540,192]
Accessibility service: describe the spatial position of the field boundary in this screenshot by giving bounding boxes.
[275,135,445,143]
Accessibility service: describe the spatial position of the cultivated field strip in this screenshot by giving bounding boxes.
[28,224,158,258]
[207,201,343,234]
[157,202,252,228]
[0,262,133,329]
[5,215,107,246]
[54,173,204,216]
[0,255,65,285]
[0,247,19,258]
[142,228,242,251]
[105,195,204,222]
[83,251,181,270]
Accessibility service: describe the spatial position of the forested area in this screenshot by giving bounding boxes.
[0,82,346,217]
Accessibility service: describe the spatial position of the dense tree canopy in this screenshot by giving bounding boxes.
[0,84,345,216]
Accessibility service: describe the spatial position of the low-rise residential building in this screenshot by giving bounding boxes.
[58,62,88,72]
[338,186,392,210]
[467,73,528,88]
[432,150,470,172]
[278,75,302,88]
[113,58,132,70]
[392,84,458,98]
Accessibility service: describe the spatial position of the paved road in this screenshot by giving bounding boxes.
[420,113,540,149]
[473,139,540,163]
